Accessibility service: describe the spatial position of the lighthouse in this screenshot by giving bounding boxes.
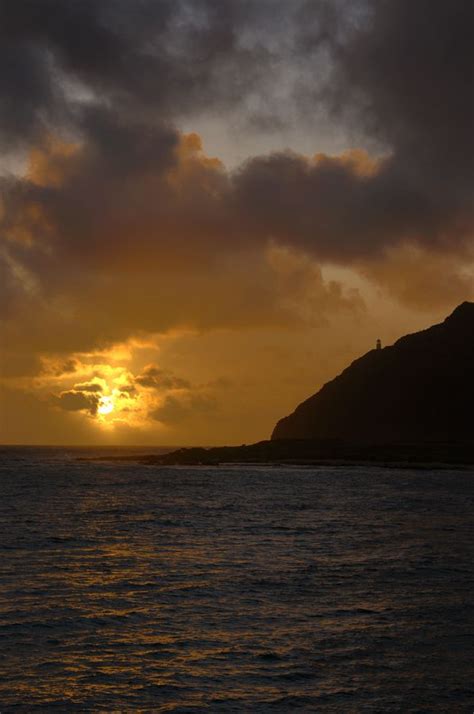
[376,338,382,350]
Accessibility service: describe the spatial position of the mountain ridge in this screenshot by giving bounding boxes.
[271,302,474,443]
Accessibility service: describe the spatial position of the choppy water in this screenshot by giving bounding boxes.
[0,447,473,712]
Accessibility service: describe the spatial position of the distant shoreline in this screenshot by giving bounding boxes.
[79,439,474,470]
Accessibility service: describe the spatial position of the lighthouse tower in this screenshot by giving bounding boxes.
[376,338,382,350]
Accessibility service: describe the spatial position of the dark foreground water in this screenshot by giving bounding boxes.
[0,447,473,712]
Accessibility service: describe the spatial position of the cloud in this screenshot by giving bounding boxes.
[73,381,103,393]
[135,365,191,390]
[0,129,361,362]
[359,245,474,311]
[326,0,474,250]
[55,389,100,415]
[53,358,78,376]
[0,0,306,152]
[150,392,217,425]
[0,0,472,384]
[35,351,221,435]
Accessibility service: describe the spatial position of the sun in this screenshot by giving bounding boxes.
[97,395,115,416]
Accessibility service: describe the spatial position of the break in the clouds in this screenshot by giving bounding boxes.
[0,0,473,443]
[35,354,223,440]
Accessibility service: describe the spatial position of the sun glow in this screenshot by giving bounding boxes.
[97,395,115,415]
[44,348,173,431]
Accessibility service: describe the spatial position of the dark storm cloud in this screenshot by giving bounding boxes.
[327,1,473,171]
[55,389,100,415]
[231,0,474,258]
[0,0,473,351]
[0,0,170,148]
[135,365,191,391]
[0,0,297,150]
[324,0,474,249]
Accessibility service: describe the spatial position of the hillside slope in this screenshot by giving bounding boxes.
[272,302,474,443]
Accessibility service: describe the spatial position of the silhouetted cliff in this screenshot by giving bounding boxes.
[272,302,474,443]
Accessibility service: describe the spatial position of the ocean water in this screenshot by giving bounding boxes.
[0,447,473,712]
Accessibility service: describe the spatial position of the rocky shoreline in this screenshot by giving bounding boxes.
[80,439,474,469]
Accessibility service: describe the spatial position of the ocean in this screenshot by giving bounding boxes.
[0,447,473,712]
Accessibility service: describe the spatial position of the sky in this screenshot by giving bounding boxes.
[0,0,473,446]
